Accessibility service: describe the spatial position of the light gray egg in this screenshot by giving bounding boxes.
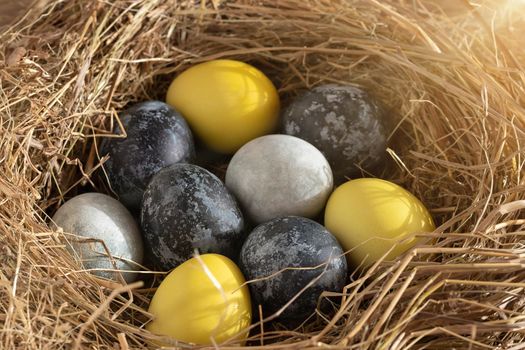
[51,192,143,283]
[225,134,333,224]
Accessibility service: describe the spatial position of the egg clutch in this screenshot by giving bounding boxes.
[50,59,435,345]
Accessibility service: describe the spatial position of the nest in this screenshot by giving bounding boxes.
[2,0,525,348]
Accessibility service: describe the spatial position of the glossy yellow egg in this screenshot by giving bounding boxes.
[147,254,252,345]
[324,178,435,266]
[166,59,280,154]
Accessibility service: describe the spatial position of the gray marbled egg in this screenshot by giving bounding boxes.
[140,163,245,270]
[239,216,347,326]
[281,84,389,184]
[52,192,143,283]
[101,101,195,213]
[225,134,333,224]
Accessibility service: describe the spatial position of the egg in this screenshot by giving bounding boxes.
[239,216,347,326]
[147,254,251,345]
[281,84,389,184]
[101,101,195,212]
[324,178,435,266]
[225,134,333,224]
[51,193,143,283]
[141,163,245,270]
[166,59,280,154]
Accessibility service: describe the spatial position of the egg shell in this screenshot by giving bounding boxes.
[51,192,143,283]
[324,178,435,266]
[141,163,245,270]
[225,134,333,224]
[166,59,280,154]
[147,254,251,345]
[101,101,195,212]
[239,216,347,325]
[281,84,389,184]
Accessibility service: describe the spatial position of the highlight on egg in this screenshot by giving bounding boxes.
[147,254,252,345]
[324,178,435,266]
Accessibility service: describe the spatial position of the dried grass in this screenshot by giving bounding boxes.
[1,0,525,348]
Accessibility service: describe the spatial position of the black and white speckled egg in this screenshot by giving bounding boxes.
[239,216,347,325]
[101,101,195,212]
[281,84,389,184]
[141,163,245,270]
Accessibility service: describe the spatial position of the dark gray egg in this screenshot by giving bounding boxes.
[281,84,389,184]
[101,101,195,212]
[239,216,347,326]
[141,163,245,270]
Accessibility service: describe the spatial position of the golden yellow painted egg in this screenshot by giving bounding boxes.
[166,59,280,154]
[324,178,435,266]
[147,254,252,345]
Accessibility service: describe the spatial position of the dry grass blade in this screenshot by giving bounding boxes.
[1,0,525,349]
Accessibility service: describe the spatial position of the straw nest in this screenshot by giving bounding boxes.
[2,0,525,349]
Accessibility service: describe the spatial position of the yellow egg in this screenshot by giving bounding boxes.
[146,254,252,345]
[324,178,435,266]
[166,59,280,154]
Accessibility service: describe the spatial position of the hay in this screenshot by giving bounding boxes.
[1,0,525,348]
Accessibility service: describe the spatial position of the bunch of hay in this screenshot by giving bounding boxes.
[1,0,525,348]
